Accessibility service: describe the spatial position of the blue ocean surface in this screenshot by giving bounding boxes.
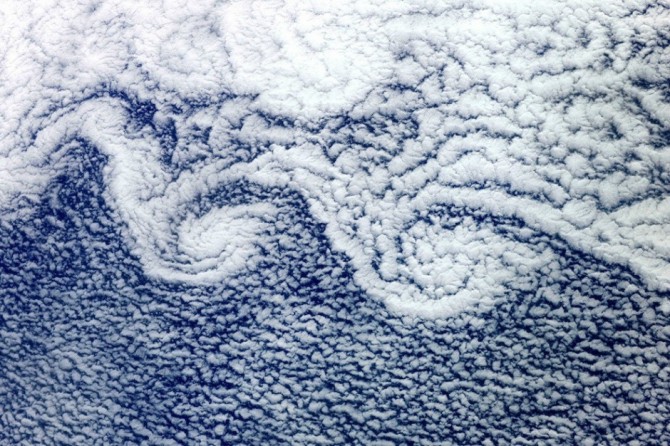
[1,1,669,444]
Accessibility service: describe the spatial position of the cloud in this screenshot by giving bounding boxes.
[1,0,668,321]
[1,1,670,442]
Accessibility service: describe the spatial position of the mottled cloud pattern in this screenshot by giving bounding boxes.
[1,0,669,444]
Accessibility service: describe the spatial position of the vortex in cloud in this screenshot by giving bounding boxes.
[1,0,669,318]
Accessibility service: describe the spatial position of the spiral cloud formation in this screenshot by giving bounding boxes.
[2,0,669,317]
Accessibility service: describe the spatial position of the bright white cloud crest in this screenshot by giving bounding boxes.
[1,0,669,318]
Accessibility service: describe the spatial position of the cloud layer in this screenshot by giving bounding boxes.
[1,0,669,443]
[2,0,669,317]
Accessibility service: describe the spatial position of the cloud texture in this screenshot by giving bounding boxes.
[1,0,669,444]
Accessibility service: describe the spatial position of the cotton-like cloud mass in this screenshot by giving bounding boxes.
[1,0,669,444]
[2,0,669,317]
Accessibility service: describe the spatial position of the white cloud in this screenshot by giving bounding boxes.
[0,0,669,320]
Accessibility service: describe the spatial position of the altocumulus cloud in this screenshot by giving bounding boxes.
[1,0,670,444]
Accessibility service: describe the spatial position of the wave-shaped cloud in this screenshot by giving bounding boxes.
[1,0,669,319]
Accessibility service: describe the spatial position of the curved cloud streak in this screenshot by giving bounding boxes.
[1,0,669,319]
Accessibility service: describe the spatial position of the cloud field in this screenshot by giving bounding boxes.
[1,0,669,444]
